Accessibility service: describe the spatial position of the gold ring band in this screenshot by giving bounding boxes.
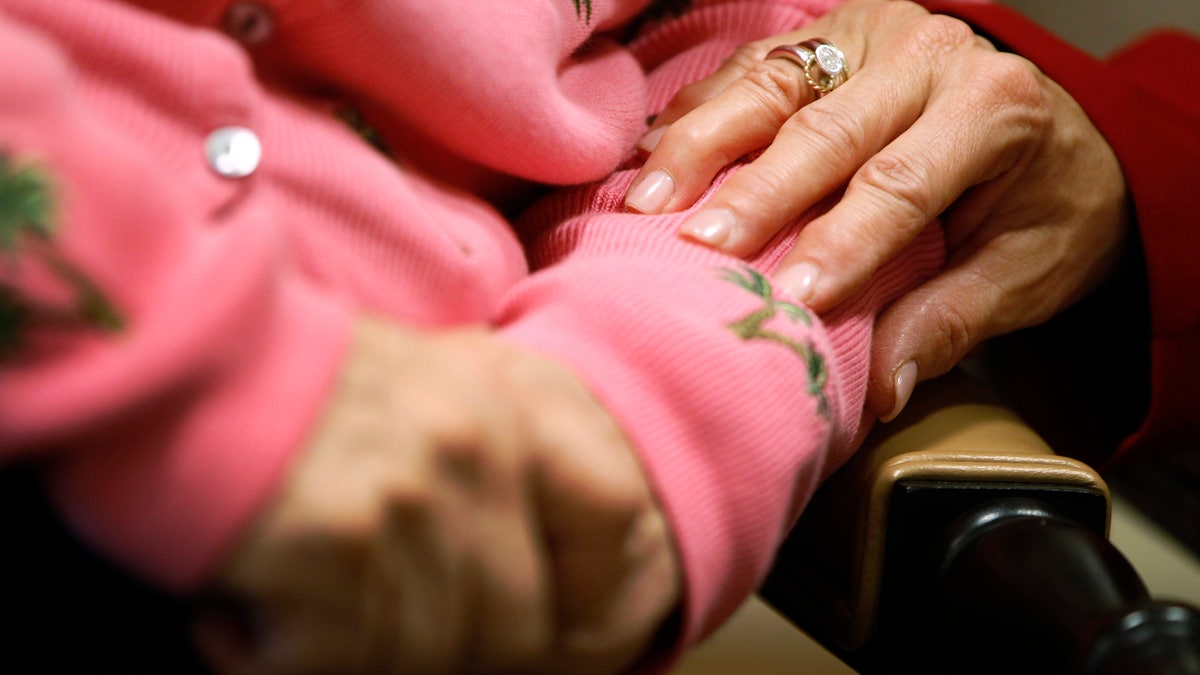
[765,38,850,97]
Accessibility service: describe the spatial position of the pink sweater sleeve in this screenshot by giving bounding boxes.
[498,0,944,654]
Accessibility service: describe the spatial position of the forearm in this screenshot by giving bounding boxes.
[503,157,943,663]
[493,2,945,656]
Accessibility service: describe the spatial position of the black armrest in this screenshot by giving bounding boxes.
[759,371,1200,674]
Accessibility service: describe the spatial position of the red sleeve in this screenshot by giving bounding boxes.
[922,2,1200,461]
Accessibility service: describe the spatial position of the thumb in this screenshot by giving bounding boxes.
[867,265,1001,421]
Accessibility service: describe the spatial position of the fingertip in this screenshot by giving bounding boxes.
[636,125,668,156]
[879,360,918,423]
[867,300,924,419]
[775,262,820,306]
[775,219,879,313]
[774,253,868,315]
[678,207,737,248]
[625,168,676,215]
[868,273,993,422]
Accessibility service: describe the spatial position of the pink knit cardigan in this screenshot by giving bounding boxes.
[0,0,943,654]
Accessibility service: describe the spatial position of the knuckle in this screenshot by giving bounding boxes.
[853,152,937,225]
[592,466,654,523]
[916,297,978,374]
[742,57,812,115]
[901,13,979,56]
[971,52,1048,112]
[879,0,927,18]
[612,480,655,522]
[663,116,710,147]
[436,438,492,485]
[578,456,656,533]
[865,0,930,33]
[787,101,867,158]
[729,41,769,70]
[658,115,739,166]
[726,161,797,214]
[964,54,1054,152]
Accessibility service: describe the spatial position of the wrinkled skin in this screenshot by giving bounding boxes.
[627,0,1129,420]
[193,317,680,674]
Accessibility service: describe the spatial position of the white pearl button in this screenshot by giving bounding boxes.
[222,2,275,46]
[205,126,262,179]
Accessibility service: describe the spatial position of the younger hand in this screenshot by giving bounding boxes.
[625,0,1129,419]
[192,317,680,674]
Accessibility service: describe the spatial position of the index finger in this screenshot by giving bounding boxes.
[624,36,837,217]
[623,1,882,217]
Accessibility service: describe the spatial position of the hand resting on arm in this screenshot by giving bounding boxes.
[625,0,1129,421]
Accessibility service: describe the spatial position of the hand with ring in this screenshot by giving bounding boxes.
[623,0,1129,421]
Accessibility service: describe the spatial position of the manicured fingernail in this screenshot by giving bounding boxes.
[881,360,918,423]
[637,125,668,154]
[625,169,675,214]
[680,208,737,248]
[776,262,820,304]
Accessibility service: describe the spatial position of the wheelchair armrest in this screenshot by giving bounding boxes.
[756,369,1200,673]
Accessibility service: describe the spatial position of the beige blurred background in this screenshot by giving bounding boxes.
[673,2,1200,672]
[1000,0,1200,56]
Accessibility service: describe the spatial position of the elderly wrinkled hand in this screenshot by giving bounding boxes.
[625,0,1130,421]
[190,317,680,675]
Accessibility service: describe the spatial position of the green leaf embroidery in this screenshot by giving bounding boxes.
[573,0,593,23]
[0,154,54,251]
[718,265,771,299]
[0,151,124,356]
[777,301,813,327]
[719,265,828,415]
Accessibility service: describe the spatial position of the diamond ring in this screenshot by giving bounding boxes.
[765,38,850,98]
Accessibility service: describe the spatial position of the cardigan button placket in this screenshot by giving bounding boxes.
[222,2,275,46]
